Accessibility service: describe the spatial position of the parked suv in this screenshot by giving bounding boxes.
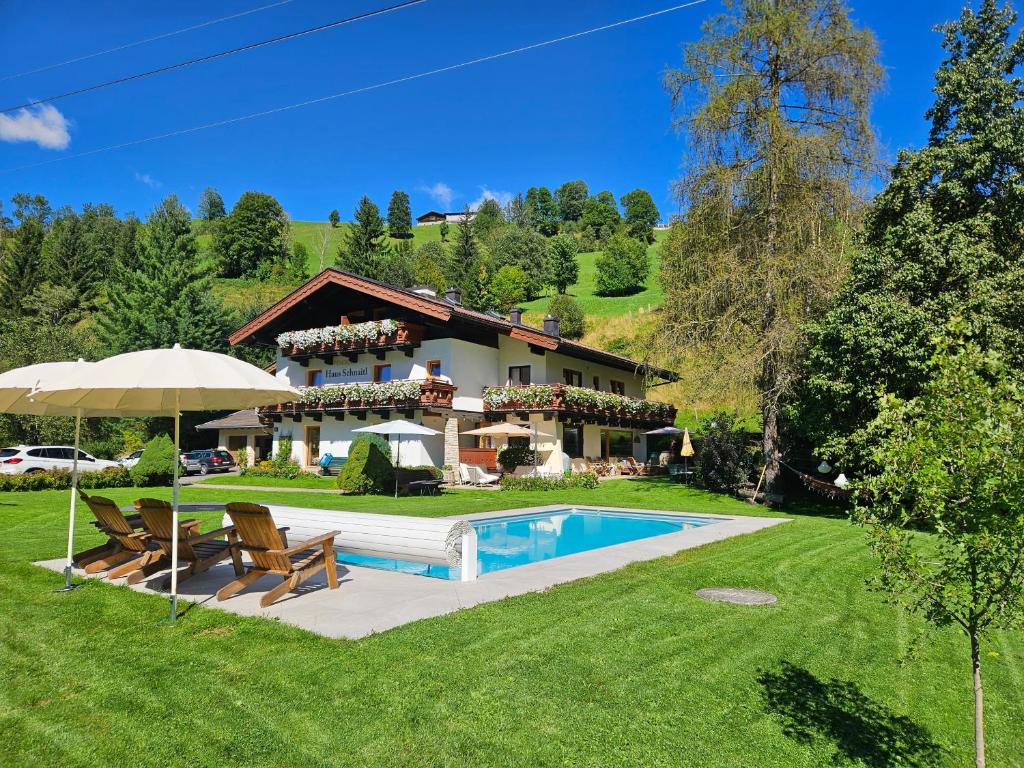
[185,449,236,475]
[0,446,120,475]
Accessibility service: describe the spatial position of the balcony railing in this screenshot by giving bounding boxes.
[482,384,675,428]
[260,378,455,419]
[276,320,425,362]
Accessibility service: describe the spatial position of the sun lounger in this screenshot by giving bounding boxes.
[218,502,339,607]
[128,498,242,588]
[469,464,501,485]
[75,491,161,579]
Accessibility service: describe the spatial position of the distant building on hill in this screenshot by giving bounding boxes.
[416,210,476,226]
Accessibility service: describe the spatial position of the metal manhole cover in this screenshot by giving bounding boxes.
[696,587,778,606]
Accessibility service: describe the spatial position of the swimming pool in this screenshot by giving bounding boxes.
[335,507,720,580]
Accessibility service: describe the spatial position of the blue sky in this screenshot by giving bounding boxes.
[0,0,976,222]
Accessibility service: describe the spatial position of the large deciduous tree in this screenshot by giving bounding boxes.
[489,227,549,300]
[336,196,391,280]
[215,191,290,279]
[580,191,621,245]
[800,0,1024,470]
[99,195,229,353]
[525,186,559,236]
[547,234,580,294]
[620,188,660,243]
[854,333,1024,768]
[197,187,226,222]
[387,190,413,239]
[661,0,882,493]
[555,180,589,223]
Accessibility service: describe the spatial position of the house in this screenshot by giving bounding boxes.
[416,210,476,226]
[228,269,678,472]
[195,409,272,466]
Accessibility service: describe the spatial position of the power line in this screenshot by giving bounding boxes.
[0,0,300,83]
[0,0,428,115]
[0,0,708,174]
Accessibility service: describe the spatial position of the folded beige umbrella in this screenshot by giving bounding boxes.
[32,345,300,620]
[0,360,130,591]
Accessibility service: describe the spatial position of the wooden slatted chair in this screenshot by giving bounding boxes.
[128,498,242,588]
[74,491,165,579]
[218,502,340,608]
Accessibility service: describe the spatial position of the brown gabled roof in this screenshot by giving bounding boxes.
[228,268,678,381]
[195,409,268,431]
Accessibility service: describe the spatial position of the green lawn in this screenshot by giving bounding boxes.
[2,479,1021,766]
[291,221,448,277]
[196,472,338,490]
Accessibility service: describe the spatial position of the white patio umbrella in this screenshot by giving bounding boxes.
[351,419,441,497]
[461,421,554,471]
[0,360,122,592]
[32,345,299,620]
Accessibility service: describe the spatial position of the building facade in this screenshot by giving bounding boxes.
[229,269,678,472]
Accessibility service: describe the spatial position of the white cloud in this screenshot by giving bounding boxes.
[470,187,513,211]
[418,181,455,209]
[0,104,70,150]
[134,171,162,189]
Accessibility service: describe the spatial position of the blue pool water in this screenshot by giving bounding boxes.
[336,508,719,580]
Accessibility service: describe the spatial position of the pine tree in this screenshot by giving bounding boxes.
[42,211,103,312]
[0,214,46,320]
[387,190,413,239]
[447,206,480,294]
[336,196,391,279]
[98,195,229,353]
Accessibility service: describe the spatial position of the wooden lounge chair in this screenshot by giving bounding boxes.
[217,502,340,607]
[127,498,242,588]
[75,491,161,579]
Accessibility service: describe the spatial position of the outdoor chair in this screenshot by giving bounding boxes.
[469,464,500,485]
[218,502,340,607]
[570,458,589,474]
[128,498,243,589]
[75,491,161,579]
[511,465,538,479]
[627,457,647,475]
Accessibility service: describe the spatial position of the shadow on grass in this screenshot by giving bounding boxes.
[758,661,942,767]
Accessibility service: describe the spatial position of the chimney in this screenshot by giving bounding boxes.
[509,307,523,325]
[444,287,462,305]
[543,314,560,337]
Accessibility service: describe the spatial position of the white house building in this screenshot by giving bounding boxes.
[228,269,678,472]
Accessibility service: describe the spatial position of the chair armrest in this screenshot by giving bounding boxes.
[276,531,339,557]
[186,525,236,545]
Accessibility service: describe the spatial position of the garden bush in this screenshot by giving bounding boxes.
[337,439,394,494]
[241,460,305,480]
[595,234,649,296]
[693,412,758,493]
[404,464,443,480]
[130,435,177,487]
[499,472,599,491]
[497,444,536,470]
[548,294,585,339]
[0,466,133,492]
[353,431,393,461]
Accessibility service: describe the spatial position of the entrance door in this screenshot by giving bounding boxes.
[226,435,247,461]
[305,426,321,466]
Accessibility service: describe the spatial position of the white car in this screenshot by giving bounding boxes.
[118,449,144,469]
[0,445,120,474]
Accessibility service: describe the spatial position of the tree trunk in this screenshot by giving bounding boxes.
[761,377,781,495]
[972,630,985,768]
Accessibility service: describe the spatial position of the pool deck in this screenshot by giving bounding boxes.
[35,505,788,640]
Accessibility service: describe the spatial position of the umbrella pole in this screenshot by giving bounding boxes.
[394,435,400,498]
[57,409,82,593]
[169,394,180,622]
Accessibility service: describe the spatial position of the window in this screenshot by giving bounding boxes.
[508,365,531,386]
[306,369,325,387]
[592,376,600,390]
[601,429,633,458]
[373,364,392,383]
[426,359,442,378]
[563,425,584,458]
[610,380,625,395]
[563,368,582,387]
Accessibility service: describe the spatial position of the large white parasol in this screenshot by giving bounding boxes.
[32,345,299,620]
[352,419,441,497]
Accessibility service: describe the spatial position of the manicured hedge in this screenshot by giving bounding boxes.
[130,435,177,487]
[336,439,394,494]
[0,466,134,492]
[499,472,599,491]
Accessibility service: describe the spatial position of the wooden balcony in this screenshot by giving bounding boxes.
[260,379,455,422]
[280,321,425,365]
[482,383,676,429]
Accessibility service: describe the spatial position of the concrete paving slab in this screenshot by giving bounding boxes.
[35,504,788,639]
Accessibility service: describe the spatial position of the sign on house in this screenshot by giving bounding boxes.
[325,366,369,383]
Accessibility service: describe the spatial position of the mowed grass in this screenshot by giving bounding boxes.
[2,479,1022,767]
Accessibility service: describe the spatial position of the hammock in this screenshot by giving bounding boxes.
[780,460,854,501]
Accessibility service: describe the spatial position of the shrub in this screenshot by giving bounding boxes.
[548,294,585,339]
[693,412,758,493]
[273,436,295,466]
[0,466,133,492]
[499,472,599,491]
[241,460,304,480]
[337,439,394,494]
[595,234,649,296]
[497,444,536,470]
[404,464,443,480]
[236,447,251,468]
[130,434,177,487]
[353,432,393,461]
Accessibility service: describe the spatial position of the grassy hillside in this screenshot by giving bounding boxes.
[291,221,447,276]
